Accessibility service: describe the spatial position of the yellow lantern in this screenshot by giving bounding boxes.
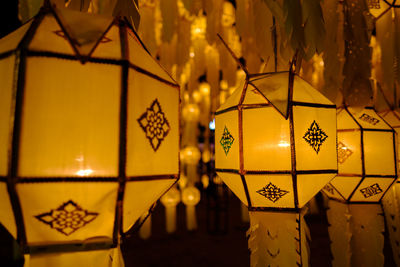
[322,107,397,202]
[0,3,179,264]
[215,57,337,265]
[368,0,399,18]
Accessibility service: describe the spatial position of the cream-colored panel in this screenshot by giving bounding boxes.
[215,110,240,170]
[350,108,392,130]
[297,173,335,208]
[126,70,179,176]
[330,176,362,200]
[381,110,400,128]
[0,55,16,176]
[243,107,291,171]
[294,106,337,171]
[217,82,244,111]
[127,31,175,84]
[0,21,32,54]
[217,172,248,206]
[242,83,269,105]
[245,174,294,208]
[350,178,394,202]
[337,108,359,130]
[17,182,118,244]
[0,182,17,238]
[29,15,75,55]
[19,58,120,177]
[123,179,176,232]
[322,183,345,201]
[364,131,396,176]
[338,131,362,175]
[292,75,333,105]
[91,25,121,59]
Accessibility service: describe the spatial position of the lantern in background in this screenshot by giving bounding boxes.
[0,4,179,266]
[322,107,397,267]
[215,62,337,265]
[368,0,399,18]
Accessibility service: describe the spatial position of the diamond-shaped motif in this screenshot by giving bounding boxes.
[256,182,289,203]
[360,183,383,198]
[220,126,234,155]
[338,141,353,164]
[323,184,335,195]
[303,120,328,154]
[359,113,380,125]
[35,200,98,236]
[138,99,170,152]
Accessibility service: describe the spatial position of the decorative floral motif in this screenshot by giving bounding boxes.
[359,113,380,125]
[138,99,170,152]
[303,120,328,154]
[35,200,98,236]
[360,183,383,198]
[220,126,234,155]
[257,182,289,203]
[338,141,353,164]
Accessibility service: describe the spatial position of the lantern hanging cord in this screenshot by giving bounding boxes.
[216,33,249,75]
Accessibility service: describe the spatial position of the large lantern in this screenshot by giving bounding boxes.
[0,4,179,265]
[215,65,337,266]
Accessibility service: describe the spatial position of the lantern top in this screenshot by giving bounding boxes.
[0,4,177,86]
[217,71,335,118]
[338,106,393,131]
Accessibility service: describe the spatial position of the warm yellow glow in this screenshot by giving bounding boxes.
[182,186,200,205]
[160,187,181,207]
[199,82,210,96]
[192,90,201,103]
[201,175,209,188]
[76,169,93,176]
[182,103,200,121]
[181,146,201,164]
[278,141,290,148]
[220,80,228,91]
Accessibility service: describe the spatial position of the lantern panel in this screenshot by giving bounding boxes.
[54,7,114,57]
[380,110,400,128]
[0,55,16,176]
[126,70,179,176]
[293,106,337,171]
[217,83,244,111]
[19,58,120,177]
[242,107,291,171]
[0,182,17,238]
[363,131,396,175]
[29,14,76,55]
[351,108,392,130]
[242,83,267,105]
[368,0,391,18]
[0,20,32,54]
[215,110,239,170]
[217,172,248,206]
[350,178,394,202]
[126,31,175,84]
[337,108,360,129]
[91,25,121,60]
[322,183,344,201]
[297,174,336,207]
[245,174,294,208]
[337,131,362,175]
[122,179,176,232]
[250,72,289,118]
[329,176,363,200]
[292,76,332,105]
[17,182,118,244]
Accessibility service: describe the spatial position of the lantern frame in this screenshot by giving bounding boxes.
[0,4,180,254]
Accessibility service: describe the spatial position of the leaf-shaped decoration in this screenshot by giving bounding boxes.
[138,3,157,55]
[262,0,284,26]
[283,0,305,55]
[205,45,220,111]
[342,0,373,108]
[235,0,248,41]
[302,0,325,60]
[252,0,274,64]
[321,0,344,106]
[160,0,178,43]
[205,0,223,45]
[113,0,140,30]
[19,0,44,23]
[176,17,191,67]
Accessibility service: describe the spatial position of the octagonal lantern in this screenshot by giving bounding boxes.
[0,5,179,253]
[215,71,338,211]
[322,107,397,202]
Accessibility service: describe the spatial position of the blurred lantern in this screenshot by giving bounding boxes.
[322,106,397,267]
[182,103,200,121]
[0,3,179,266]
[138,212,152,240]
[215,38,337,265]
[160,187,181,233]
[180,146,201,165]
[182,186,201,231]
[201,174,210,189]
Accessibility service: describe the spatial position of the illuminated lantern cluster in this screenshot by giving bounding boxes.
[0,4,179,253]
[215,71,338,210]
[323,107,397,202]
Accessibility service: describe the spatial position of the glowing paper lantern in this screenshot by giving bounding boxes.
[160,187,181,233]
[322,107,397,202]
[215,68,337,266]
[0,4,178,265]
[368,0,399,18]
[182,186,200,231]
